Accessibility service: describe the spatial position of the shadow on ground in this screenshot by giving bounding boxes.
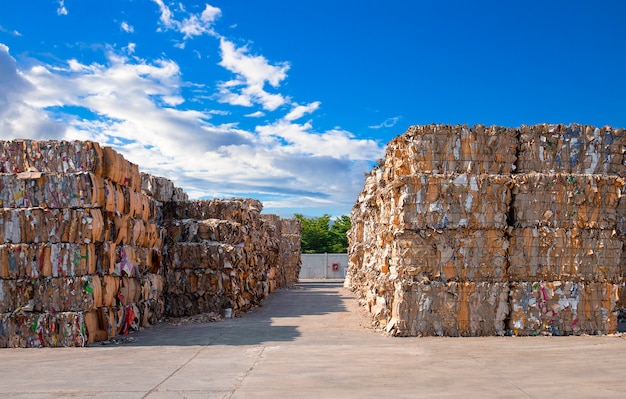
[109,281,350,347]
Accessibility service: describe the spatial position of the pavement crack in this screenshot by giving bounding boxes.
[469,355,535,398]
[226,346,266,399]
[141,346,208,398]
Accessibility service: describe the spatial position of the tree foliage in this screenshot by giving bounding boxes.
[294,214,351,253]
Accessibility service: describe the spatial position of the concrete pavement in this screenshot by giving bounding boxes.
[1,280,625,398]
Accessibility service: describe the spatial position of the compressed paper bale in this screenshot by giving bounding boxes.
[382,124,518,178]
[162,198,263,224]
[577,281,620,334]
[140,173,188,203]
[385,281,509,337]
[1,311,87,348]
[14,276,97,313]
[511,173,624,229]
[379,174,511,230]
[457,282,509,336]
[84,310,107,344]
[164,241,246,271]
[118,276,141,306]
[102,146,141,192]
[0,244,41,279]
[140,273,163,301]
[508,227,623,282]
[0,172,101,209]
[102,275,120,307]
[0,279,16,313]
[164,218,245,245]
[0,208,107,244]
[386,229,509,282]
[517,124,626,175]
[508,281,619,336]
[0,140,104,177]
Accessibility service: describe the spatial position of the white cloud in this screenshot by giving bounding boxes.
[216,38,289,111]
[219,39,288,87]
[0,2,385,216]
[369,116,401,129]
[256,120,382,161]
[245,111,265,118]
[124,43,136,54]
[284,101,321,121]
[152,0,221,40]
[121,22,134,33]
[57,0,68,16]
[153,0,174,28]
[0,44,64,139]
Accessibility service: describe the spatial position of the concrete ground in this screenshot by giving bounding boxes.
[1,280,625,398]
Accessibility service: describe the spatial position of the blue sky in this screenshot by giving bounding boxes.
[1,1,625,218]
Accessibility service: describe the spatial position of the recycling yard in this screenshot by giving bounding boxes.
[2,125,626,398]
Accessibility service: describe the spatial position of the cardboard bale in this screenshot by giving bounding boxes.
[384,281,509,337]
[0,279,16,313]
[0,139,103,176]
[1,311,86,348]
[162,198,263,225]
[140,273,164,301]
[164,242,226,270]
[118,276,141,306]
[0,208,106,244]
[509,281,619,335]
[0,172,98,209]
[0,244,41,278]
[165,218,245,245]
[517,124,626,175]
[102,146,140,191]
[382,124,518,179]
[140,173,188,202]
[511,173,624,229]
[388,229,509,282]
[347,123,626,336]
[379,173,510,231]
[508,227,622,282]
[14,276,96,313]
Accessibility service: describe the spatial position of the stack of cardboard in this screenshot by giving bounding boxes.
[346,123,626,336]
[507,125,625,335]
[0,140,302,347]
[161,200,301,318]
[0,140,165,347]
[261,215,302,292]
[141,172,188,203]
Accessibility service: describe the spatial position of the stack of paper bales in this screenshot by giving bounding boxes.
[261,214,302,292]
[161,200,301,318]
[0,140,165,347]
[0,140,302,347]
[509,125,625,335]
[346,124,626,336]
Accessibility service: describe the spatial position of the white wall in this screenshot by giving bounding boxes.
[299,253,348,279]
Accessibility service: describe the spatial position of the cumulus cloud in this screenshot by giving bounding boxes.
[255,120,382,161]
[216,38,289,111]
[0,3,385,216]
[152,0,221,39]
[0,44,64,139]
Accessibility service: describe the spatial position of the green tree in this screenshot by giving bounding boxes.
[294,214,351,253]
[329,215,351,253]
